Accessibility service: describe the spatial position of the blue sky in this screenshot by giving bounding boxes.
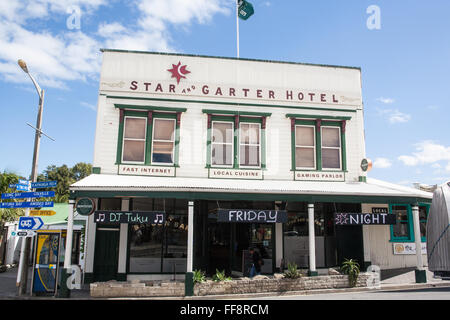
[0,0,449,186]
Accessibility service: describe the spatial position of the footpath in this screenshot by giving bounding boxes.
[0,266,449,300]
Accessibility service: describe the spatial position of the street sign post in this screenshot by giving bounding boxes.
[18,217,44,231]
[0,201,54,209]
[31,181,57,188]
[1,191,55,200]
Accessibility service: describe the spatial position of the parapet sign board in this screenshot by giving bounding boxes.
[217,209,287,223]
[334,212,396,225]
[94,211,165,225]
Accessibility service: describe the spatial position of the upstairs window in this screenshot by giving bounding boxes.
[122,117,146,163]
[239,123,261,167]
[211,121,234,167]
[295,125,316,169]
[321,126,341,170]
[152,118,175,164]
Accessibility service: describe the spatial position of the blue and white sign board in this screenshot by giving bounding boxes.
[1,191,55,200]
[16,184,31,192]
[31,181,57,188]
[0,201,54,209]
[18,217,44,230]
[11,230,36,237]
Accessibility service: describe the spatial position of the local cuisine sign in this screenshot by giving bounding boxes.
[334,212,396,225]
[218,209,288,223]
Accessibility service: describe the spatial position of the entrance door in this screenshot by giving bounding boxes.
[93,227,120,282]
[335,225,364,267]
[207,223,231,276]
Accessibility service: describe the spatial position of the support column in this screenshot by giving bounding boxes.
[117,198,129,281]
[412,204,426,283]
[185,201,194,296]
[59,200,75,297]
[308,203,318,276]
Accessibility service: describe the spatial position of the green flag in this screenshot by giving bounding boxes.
[238,0,254,20]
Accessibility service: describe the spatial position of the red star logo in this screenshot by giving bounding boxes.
[167,61,190,84]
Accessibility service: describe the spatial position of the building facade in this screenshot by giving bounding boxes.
[70,50,432,283]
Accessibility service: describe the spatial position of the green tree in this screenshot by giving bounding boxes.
[37,162,92,203]
[0,171,25,227]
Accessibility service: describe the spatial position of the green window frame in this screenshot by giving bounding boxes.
[290,118,347,172]
[116,109,182,167]
[389,203,430,243]
[205,113,267,169]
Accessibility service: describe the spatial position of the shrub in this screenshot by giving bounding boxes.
[283,262,301,279]
[212,269,232,282]
[193,270,206,284]
[340,259,360,287]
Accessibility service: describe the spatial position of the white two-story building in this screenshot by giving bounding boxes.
[70,50,432,284]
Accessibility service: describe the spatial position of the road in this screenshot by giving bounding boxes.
[246,287,450,300]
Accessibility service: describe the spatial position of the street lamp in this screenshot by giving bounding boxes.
[16,59,45,296]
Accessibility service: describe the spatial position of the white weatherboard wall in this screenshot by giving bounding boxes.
[93,51,365,182]
[362,203,428,270]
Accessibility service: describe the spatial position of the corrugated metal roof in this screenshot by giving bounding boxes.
[70,174,432,199]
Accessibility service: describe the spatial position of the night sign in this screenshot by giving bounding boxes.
[334,212,396,225]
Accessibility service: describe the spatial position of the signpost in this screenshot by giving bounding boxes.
[0,201,54,209]
[2,191,55,200]
[18,217,44,231]
[30,210,56,216]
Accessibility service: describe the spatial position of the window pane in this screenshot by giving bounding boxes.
[124,118,146,139]
[241,123,260,145]
[240,145,260,166]
[129,224,162,273]
[296,147,315,168]
[322,127,340,148]
[99,198,122,210]
[123,140,145,162]
[162,214,188,273]
[152,141,174,163]
[296,126,314,146]
[212,122,233,143]
[392,206,409,238]
[322,148,340,169]
[212,144,233,166]
[154,119,174,141]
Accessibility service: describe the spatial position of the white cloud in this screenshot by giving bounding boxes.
[80,101,97,111]
[373,157,392,169]
[377,97,395,104]
[376,108,411,124]
[398,141,450,172]
[0,0,230,88]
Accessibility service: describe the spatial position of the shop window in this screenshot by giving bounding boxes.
[122,117,146,163]
[390,204,429,242]
[211,121,234,167]
[152,118,175,164]
[295,126,316,169]
[239,123,261,167]
[128,198,187,274]
[321,126,341,170]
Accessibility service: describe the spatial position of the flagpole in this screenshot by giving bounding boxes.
[236,0,240,58]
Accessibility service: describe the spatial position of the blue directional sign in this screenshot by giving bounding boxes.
[0,201,53,209]
[18,217,44,230]
[31,181,57,188]
[1,191,55,200]
[16,184,30,192]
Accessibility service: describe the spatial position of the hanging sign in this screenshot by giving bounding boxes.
[334,212,396,225]
[94,211,166,224]
[75,198,95,216]
[393,243,427,255]
[217,209,287,223]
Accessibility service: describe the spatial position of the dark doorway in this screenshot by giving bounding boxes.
[208,222,231,276]
[335,225,364,268]
[93,226,120,282]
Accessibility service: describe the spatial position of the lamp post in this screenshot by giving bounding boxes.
[16,59,45,296]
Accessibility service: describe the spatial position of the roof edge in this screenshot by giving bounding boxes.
[99,49,362,71]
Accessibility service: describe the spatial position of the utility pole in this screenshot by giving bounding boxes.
[16,59,45,295]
